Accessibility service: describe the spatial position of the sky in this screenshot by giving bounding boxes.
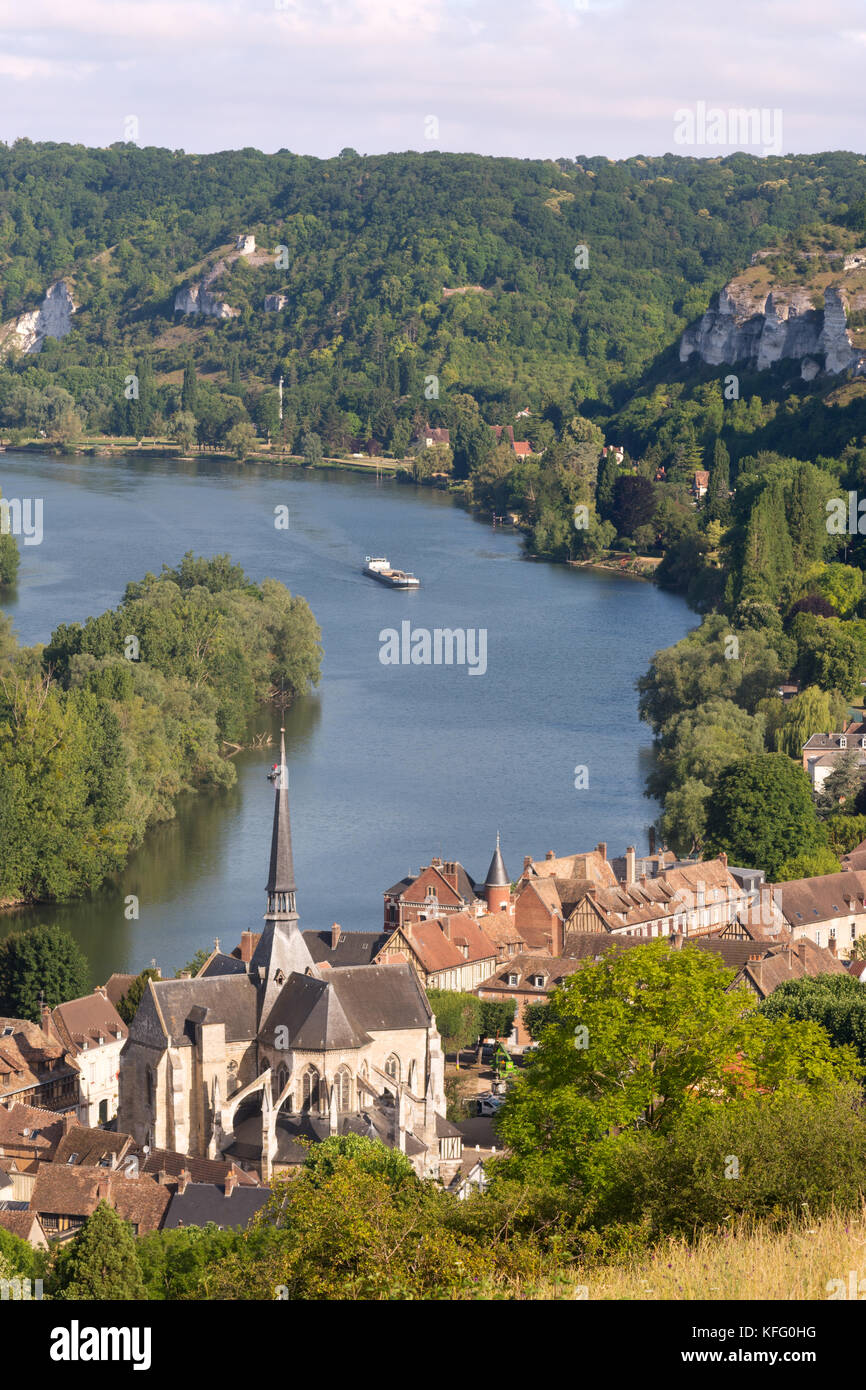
[0,0,864,160]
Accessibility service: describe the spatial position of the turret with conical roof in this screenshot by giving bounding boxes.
[251,728,314,1025]
[484,832,511,914]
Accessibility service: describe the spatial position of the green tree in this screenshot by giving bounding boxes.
[0,924,89,1021]
[760,974,866,1062]
[775,846,842,880]
[52,1202,146,1300]
[704,753,827,879]
[117,967,160,1025]
[426,990,482,1052]
[226,421,257,460]
[495,940,857,1191]
[0,486,21,587]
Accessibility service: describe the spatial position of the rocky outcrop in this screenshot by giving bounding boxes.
[173,259,238,319]
[0,279,77,355]
[680,259,866,378]
[236,235,256,255]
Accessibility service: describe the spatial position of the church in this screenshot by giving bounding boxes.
[118,734,460,1182]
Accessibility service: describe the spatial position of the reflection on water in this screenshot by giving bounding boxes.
[0,452,694,982]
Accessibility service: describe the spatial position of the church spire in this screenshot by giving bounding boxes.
[266,727,297,917]
[252,727,314,1026]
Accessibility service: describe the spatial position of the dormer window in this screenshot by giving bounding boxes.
[529,974,546,988]
[507,973,519,986]
[840,737,847,748]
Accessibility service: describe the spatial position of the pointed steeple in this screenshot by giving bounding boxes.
[484,832,511,915]
[266,728,296,916]
[485,832,509,888]
[252,728,314,1025]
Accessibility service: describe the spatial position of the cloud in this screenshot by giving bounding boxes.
[0,0,861,158]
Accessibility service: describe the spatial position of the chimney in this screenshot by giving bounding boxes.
[639,874,648,888]
[828,937,838,958]
[551,913,564,958]
[178,1168,191,1195]
[625,847,636,886]
[331,922,341,950]
[176,970,191,980]
[239,930,257,963]
[440,917,451,940]
[523,856,532,873]
[157,1169,171,1185]
[545,850,555,861]
[718,851,728,867]
[596,842,607,862]
[224,1170,237,1197]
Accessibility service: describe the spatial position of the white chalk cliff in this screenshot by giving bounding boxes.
[174,258,238,320]
[680,268,866,380]
[0,280,77,355]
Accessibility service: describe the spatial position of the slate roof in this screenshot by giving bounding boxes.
[162,1183,271,1230]
[303,930,390,967]
[266,729,296,895]
[144,975,259,1047]
[199,951,249,978]
[263,973,369,1050]
[484,839,510,887]
[329,964,431,1033]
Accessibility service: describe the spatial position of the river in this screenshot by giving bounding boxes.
[0,451,694,982]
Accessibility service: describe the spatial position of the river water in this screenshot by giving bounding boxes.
[0,452,693,982]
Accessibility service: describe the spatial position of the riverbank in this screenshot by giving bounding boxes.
[1,434,406,474]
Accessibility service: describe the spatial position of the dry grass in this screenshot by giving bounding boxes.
[517,1207,866,1300]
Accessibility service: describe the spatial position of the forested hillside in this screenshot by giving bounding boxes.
[1,144,866,455]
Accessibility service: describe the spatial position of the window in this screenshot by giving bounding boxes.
[841,737,848,748]
[145,1066,155,1109]
[530,975,545,988]
[507,974,519,986]
[384,1054,401,1083]
[335,1066,352,1111]
[301,1067,321,1112]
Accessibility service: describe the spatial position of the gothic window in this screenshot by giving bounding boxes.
[384,1054,401,1083]
[275,1064,289,1103]
[335,1066,352,1111]
[301,1066,321,1112]
[408,1059,417,1092]
[145,1066,155,1109]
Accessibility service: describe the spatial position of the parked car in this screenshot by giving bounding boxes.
[476,1093,505,1116]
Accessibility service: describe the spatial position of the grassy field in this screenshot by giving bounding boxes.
[511,1207,866,1300]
